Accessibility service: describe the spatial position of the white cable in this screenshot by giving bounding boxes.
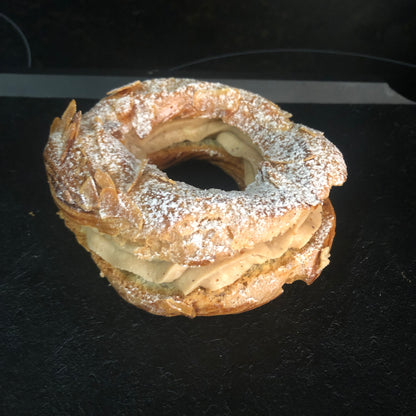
[0,12,32,68]
[169,48,416,72]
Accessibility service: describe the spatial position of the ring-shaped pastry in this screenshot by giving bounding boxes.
[44,78,347,317]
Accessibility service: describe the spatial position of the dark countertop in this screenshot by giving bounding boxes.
[1,95,415,415]
[2,2,416,102]
[2,1,415,74]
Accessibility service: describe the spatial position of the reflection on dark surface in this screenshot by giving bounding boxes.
[1,2,415,89]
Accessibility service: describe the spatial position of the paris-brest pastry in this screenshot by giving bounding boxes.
[44,78,347,317]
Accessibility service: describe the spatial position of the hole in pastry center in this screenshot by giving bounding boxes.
[164,160,240,191]
[132,119,263,190]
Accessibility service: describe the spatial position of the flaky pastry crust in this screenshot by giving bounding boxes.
[44,78,347,316]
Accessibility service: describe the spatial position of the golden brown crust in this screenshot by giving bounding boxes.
[44,78,346,317]
[44,78,347,266]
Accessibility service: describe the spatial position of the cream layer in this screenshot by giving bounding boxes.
[83,206,322,295]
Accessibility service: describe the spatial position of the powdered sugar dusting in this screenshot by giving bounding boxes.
[44,78,347,264]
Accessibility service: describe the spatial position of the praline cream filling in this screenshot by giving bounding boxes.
[83,118,323,295]
[83,206,322,295]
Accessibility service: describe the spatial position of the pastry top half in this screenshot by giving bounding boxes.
[44,78,347,267]
[44,78,347,316]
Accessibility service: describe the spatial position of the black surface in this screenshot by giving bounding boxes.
[1,97,416,415]
[2,1,416,102]
[2,1,416,71]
